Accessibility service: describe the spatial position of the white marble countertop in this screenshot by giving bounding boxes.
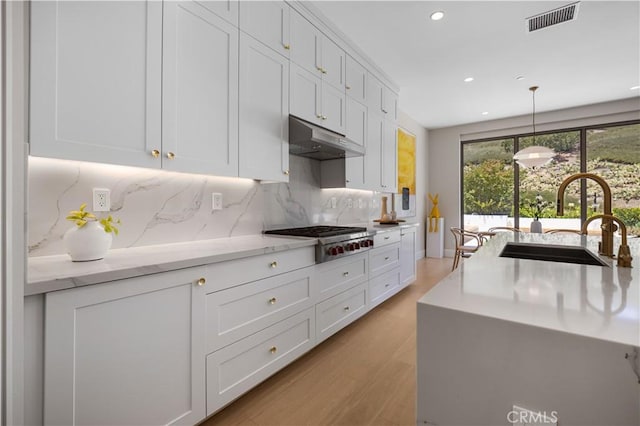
[27,234,317,296]
[418,232,640,347]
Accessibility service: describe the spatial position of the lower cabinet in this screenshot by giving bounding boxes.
[206,307,316,415]
[316,282,368,343]
[369,267,401,309]
[44,267,207,426]
[400,226,417,287]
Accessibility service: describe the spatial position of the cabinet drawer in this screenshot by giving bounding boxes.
[374,230,401,247]
[206,266,314,353]
[369,243,400,277]
[206,308,315,415]
[316,283,367,343]
[206,247,315,292]
[369,267,401,309]
[314,252,368,301]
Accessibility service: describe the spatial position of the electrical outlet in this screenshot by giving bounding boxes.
[212,193,223,210]
[92,188,111,212]
[358,199,364,209]
[330,197,337,209]
[347,198,353,208]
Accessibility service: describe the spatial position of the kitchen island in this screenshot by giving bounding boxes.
[417,233,639,425]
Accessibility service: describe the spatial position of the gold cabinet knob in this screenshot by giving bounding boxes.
[384,256,390,260]
[197,277,206,286]
[151,149,160,158]
[268,297,277,305]
[283,44,290,50]
[343,271,349,277]
[346,85,351,90]
[316,114,323,119]
[269,346,277,354]
[166,151,175,160]
[316,66,323,72]
[321,115,327,120]
[283,170,289,175]
[269,261,278,269]
[321,68,327,74]
[343,306,350,311]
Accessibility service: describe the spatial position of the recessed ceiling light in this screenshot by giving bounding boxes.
[516,76,525,81]
[481,111,489,116]
[631,85,640,90]
[464,77,474,83]
[430,11,445,21]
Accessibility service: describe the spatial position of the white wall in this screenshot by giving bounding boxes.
[398,110,428,258]
[429,97,640,253]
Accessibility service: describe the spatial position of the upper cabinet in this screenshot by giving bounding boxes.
[30,0,239,177]
[290,10,345,91]
[368,74,398,121]
[239,34,290,181]
[30,1,163,169]
[197,0,239,26]
[163,1,239,176]
[345,55,367,104]
[239,1,290,58]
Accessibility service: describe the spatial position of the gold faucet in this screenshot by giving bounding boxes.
[582,214,633,267]
[556,173,615,257]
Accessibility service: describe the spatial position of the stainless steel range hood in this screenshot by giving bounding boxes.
[289,115,365,160]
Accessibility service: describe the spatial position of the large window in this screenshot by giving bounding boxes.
[462,121,640,236]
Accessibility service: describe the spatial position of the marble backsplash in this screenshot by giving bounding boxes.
[28,156,387,257]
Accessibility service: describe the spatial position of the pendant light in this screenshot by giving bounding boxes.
[513,86,555,168]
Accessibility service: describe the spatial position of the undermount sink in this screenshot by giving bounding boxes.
[499,242,609,267]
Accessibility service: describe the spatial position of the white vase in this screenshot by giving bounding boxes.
[63,221,113,261]
[530,219,543,233]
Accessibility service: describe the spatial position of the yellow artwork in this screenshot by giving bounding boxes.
[397,128,416,194]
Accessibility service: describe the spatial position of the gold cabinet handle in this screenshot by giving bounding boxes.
[166,151,175,160]
[268,297,277,305]
[196,277,206,286]
[151,149,160,158]
[269,261,278,269]
[283,170,289,175]
[343,271,349,277]
[384,256,390,260]
[384,236,390,240]
[316,66,323,72]
[283,44,290,50]
[385,283,390,288]
[316,114,323,119]
[321,115,327,120]
[269,346,277,354]
[343,306,350,311]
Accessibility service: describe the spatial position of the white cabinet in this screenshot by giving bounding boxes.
[368,230,403,309]
[367,74,398,120]
[290,10,345,91]
[206,308,315,415]
[346,55,367,103]
[198,0,239,26]
[366,114,397,192]
[44,267,206,426]
[369,268,401,309]
[239,33,289,181]
[31,0,240,177]
[316,282,368,343]
[382,119,398,192]
[400,227,417,287]
[290,62,345,135]
[239,1,290,57]
[163,1,239,176]
[30,1,163,169]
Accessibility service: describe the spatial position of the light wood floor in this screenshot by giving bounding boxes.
[202,257,453,426]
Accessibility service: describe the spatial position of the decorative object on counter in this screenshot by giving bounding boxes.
[64,203,120,262]
[373,218,406,225]
[513,86,555,169]
[390,194,397,220]
[428,193,441,232]
[380,196,391,222]
[529,194,547,233]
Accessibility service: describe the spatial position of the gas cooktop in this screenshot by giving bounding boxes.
[264,225,367,238]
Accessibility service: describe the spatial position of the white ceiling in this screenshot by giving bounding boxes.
[310,1,640,129]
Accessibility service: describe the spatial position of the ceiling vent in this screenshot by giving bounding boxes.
[526,2,580,32]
